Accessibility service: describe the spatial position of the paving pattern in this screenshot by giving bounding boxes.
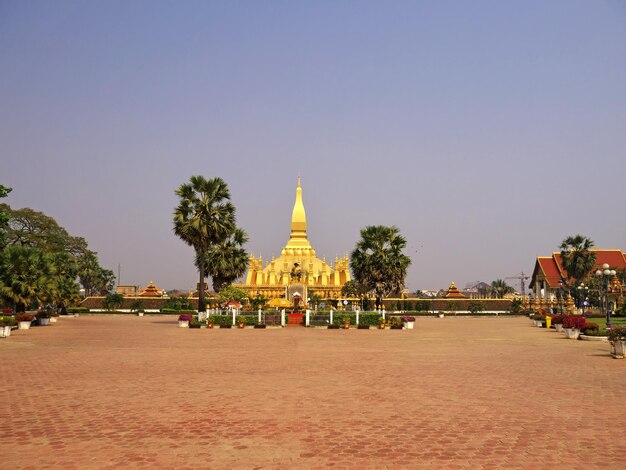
[1,315,625,469]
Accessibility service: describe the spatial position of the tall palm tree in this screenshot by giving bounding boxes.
[490,279,515,298]
[199,227,249,292]
[350,225,411,310]
[173,176,235,312]
[559,235,596,285]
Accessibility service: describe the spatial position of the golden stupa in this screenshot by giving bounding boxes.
[238,178,350,300]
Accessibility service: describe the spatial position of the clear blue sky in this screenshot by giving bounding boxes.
[1,0,625,292]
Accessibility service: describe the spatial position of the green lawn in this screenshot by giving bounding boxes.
[588,316,626,329]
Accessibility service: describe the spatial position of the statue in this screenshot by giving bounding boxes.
[290,262,302,282]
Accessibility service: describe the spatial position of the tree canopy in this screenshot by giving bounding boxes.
[489,279,515,298]
[173,175,247,312]
[350,225,411,309]
[559,235,596,286]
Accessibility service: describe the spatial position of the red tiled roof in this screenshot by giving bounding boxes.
[531,249,626,288]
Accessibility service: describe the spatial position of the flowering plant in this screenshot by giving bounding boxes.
[550,314,566,325]
[607,326,626,343]
[562,315,586,330]
[178,313,193,322]
[236,316,246,326]
[15,313,34,322]
[402,316,415,322]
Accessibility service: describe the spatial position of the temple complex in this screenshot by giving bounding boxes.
[238,178,351,303]
[445,282,466,298]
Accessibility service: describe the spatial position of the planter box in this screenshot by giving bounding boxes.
[38,317,50,326]
[403,321,415,329]
[390,325,403,330]
[137,312,144,317]
[220,324,232,329]
[254,324,267,329]
[50,317,58,323]
[580,334,608,342]
[18,321,31,330]
[328,325,340,329]
[0,325,11,338]
[438,314,444,318]
[357,325,370,329]
[610,340,626,359]
[564,328,580,339]
[555,324,564,332]
[178,320,189,328]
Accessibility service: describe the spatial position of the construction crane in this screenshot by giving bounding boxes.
[505,272,530,296]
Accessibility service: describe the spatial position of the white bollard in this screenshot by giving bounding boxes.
[356,309,360,326]
[306,309,310,327]
[330,309,333,326]
[232,308,236,326]
[382,309,386,320]
[281,309,285,326]
[258,308,262,324]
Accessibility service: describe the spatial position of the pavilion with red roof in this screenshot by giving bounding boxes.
[529,249,626,300]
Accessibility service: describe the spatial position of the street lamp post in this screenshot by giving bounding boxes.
[577,283,589,314]
[595,264,616,329]
[558,280,564,314]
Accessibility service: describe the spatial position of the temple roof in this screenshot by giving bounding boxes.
[445,281,466,298]
[139,281,164,297]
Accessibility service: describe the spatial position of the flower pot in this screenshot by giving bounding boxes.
[357,325,370,329]
[74,313,80,317]
[38,317,50,326]
[18,321,31,330]
[238,323,245,329]
[254,324,266,329]
[403,321,414,329]
[207,323,214,329]
[50,317,58,323]
[343,323,350,329]
[611,340,626,359]
[555,324,563,332]
[178,320,189,328]
[564,328,580,339]
[438,314,444,318]
[0,325,11,338]
[137,312,144,317]
[390,325,403,330]
[378,324,386,329]
[580,334,608,342]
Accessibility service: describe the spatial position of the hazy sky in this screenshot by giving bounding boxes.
[1,1,625,292]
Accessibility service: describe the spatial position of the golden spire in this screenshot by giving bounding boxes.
[290,176,307,238]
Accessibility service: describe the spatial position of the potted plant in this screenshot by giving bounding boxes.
[343,316,350,329]
[236,316,246,329]
[137,309,145,317]
[50,311,60,323]
[189,316,202,329]
[15,313,34,330]
[378,316,386,329]
[0,316,17,338]
[207,318,214,329]
[551,314,566,332]
[390,316,403,330]
[437,311,444,318]
[402,315,415,329]
[562,315,586,339]
[608,326,626,359]
[38,309,51,326]
[178,313,192,328]
[580,327,609,342]
[533,314,546,327]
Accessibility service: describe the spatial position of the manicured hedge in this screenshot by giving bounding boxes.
[161,308,197,315]
[67,307,89,313]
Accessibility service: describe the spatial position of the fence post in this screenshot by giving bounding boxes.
[382,309,386,321]
[281,309,285,326]
[232,308,236,326]
[258,308,262,324]
[330,309,333,325]
[356,309,360,326]
[306,309,310,326]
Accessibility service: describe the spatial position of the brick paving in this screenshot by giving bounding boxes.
[1,315,625,469]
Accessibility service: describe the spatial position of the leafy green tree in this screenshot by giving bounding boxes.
[0,245,55,311]
[102,293,124,311]
[559,235,596,285]
[0,185,12,250]
[350,225,411,309]
[77,251,115,296]
[173,176,236,312]
[163,296,193,311]
[341,280,363,297]
[250,293,268,310]
[200,227,249,292]
[490,279,515,298]
[217,286,247,305]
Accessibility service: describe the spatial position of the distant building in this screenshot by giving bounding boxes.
[529,249,626,300]
[463,281,491,299]
[116,285,138,296]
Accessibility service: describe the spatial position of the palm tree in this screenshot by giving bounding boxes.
[173,176,236,312]
[0,245,55,311]
[350,225,411,310]
[489,279,515,298]
[559,235,596,285]
[200,227,249,292]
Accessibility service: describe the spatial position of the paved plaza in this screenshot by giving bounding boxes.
[1,315,625,469]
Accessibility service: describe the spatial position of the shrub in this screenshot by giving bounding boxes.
[67,307,89,314]
[163,297,193,311]
[102,293,124,311]
[130,300,144,312]
[562,315,586,330]
[161,308,196,315]
[584,328,609,337]
[178,313,193,322]
[509,298,523,314]
[607,326,626,342]
[236,315,246,326]
[0,316,17,327]
[580,322,599,334]
[414,301,429,312]
[550,314,566,325]
[15,313,34,322]
[189,316,202,328]
[467,302,484,314]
